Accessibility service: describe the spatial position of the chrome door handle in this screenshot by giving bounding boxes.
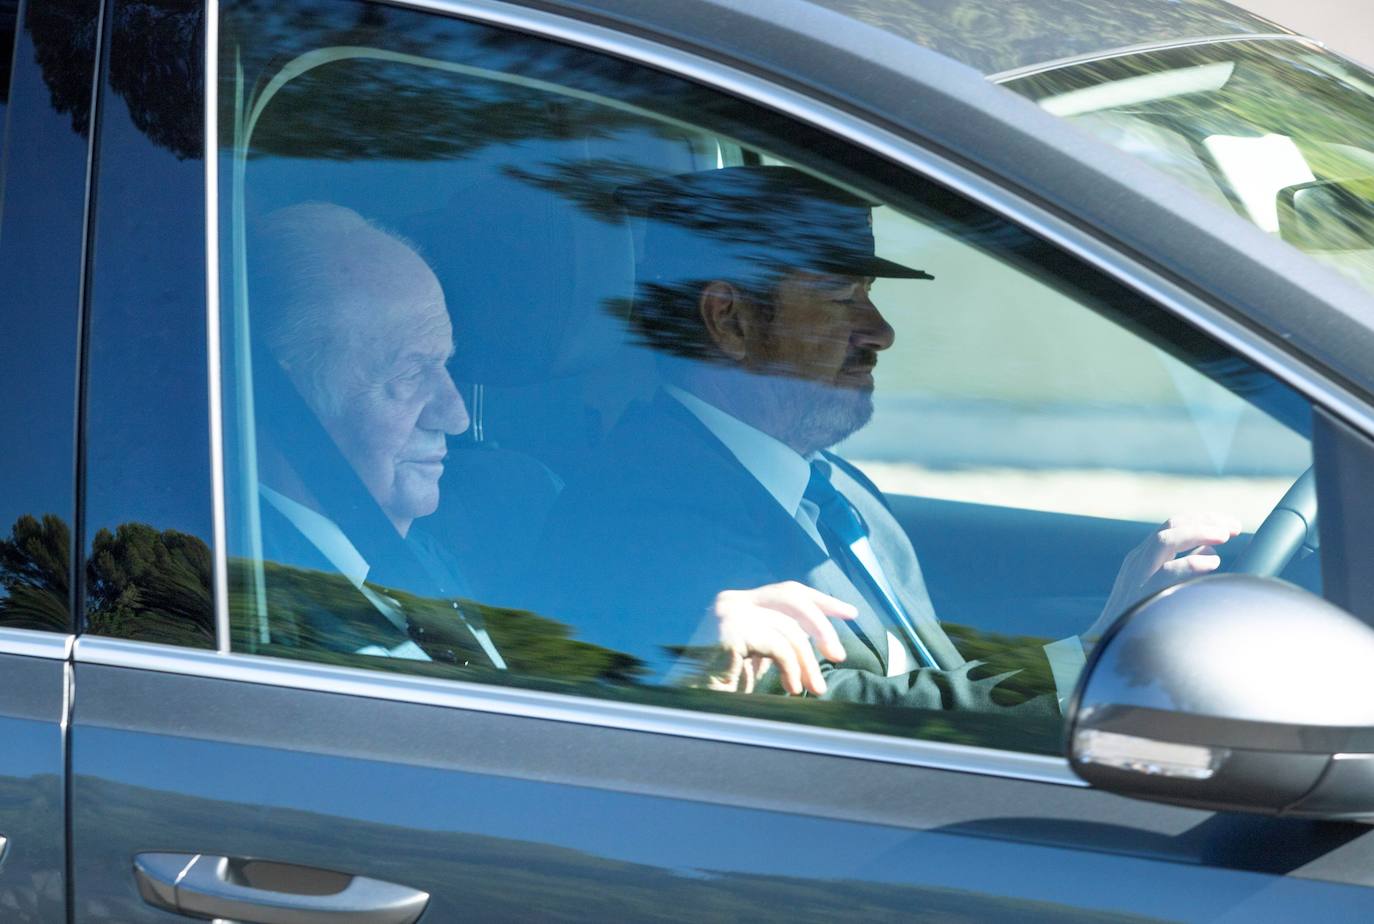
[134,852,429,924]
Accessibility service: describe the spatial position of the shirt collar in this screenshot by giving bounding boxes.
[260,484,370,590]
[667,385,811,517]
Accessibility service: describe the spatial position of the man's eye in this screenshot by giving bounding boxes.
[386,368,425,397]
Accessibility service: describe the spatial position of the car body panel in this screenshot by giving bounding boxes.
[0,645,68,924]
[66,657,1374,921]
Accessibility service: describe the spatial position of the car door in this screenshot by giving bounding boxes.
[0,0,102,919]
[65,0,1374,921]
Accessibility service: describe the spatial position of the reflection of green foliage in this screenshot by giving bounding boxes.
[86,522,215,647]
[231,559,649,685]
[945,623,1058,708]
[0,514,70,631]
[453,599,648,685]
[0,515,215,644]
[3,516,1060,752]
[225,0,698,163]
[233,554,1062,755]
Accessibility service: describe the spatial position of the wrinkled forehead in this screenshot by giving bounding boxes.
[327,234,450,338]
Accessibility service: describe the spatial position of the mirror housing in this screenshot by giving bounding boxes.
[1067,574,1374,820]
[1277,177,1374,252]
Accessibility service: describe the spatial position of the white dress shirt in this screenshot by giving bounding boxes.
[260,485,430,661]
[667,387,1086,701]
[667,386,912,675]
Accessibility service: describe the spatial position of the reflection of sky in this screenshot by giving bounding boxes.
[80,77,212,543]
[0,27,85,537]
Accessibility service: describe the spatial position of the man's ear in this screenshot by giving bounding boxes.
[698,280,758,362]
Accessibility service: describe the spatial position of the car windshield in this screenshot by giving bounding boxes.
[1000,38,1374,295]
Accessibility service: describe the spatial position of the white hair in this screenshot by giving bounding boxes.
[252,202,427,417]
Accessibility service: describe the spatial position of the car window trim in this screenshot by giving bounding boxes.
[200,0,1374,776]
[985,33,1315,83]
[0,628,74,660]
[205,0,228,652]
[72,634,1085,785]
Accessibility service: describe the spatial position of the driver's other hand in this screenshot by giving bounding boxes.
[707,582,858,696]
[1086,512,1242,643]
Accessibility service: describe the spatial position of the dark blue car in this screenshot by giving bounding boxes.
[5,0,1374,919]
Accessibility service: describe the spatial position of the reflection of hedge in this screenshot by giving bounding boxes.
[0,514,214,646]
[230,559,647,685]
[2,516,1062,754]
[944,623,1058,707]
[231,557,1062,755]
[0,514,70,632]
[85,522,215,647]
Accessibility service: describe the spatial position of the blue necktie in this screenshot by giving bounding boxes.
[804,459,935,668]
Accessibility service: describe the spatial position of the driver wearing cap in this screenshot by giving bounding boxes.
[534,165,1238,708]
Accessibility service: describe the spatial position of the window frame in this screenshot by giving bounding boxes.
[56,0,1373,786]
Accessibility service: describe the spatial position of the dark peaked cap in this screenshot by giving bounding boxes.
[616,165,933,282]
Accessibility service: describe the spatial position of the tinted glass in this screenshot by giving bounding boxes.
[0,0,100,634]
[1003,39,1374,295]
[218,0,1317,753]
[0,0,16,123]
[81,0,213,646]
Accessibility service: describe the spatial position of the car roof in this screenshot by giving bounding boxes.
[796,0,1294,76]
[537,0,1374,411]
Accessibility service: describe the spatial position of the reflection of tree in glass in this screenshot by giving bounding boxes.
[243,57,672,162]
[24,0,201,153]
[86,522,215,647]
[25,0,98,137]
[502,160,663,225]
[0,515,214,644]
[1,0,18,104]
[0,514,70,632]
[230,558,648,684]
[106,0,203,159]
[220,0,710,162]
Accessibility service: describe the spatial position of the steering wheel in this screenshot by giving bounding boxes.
[1231,466,1319,576]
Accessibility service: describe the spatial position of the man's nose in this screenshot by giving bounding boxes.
[853,295,895,352]
[421,369,470,435]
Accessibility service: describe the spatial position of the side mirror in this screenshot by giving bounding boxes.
[1067,574,1374,820]
[1277,176,1374,252]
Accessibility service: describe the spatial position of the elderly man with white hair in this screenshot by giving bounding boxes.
[249,202,504,667]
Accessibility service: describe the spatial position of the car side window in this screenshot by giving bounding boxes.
[79,0,215,648]
[0,0,100,635]
[217,0,1317,754]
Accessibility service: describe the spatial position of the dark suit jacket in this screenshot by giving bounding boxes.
[534,390,1054,713]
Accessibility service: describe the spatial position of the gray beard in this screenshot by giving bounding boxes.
[756,374,874,455]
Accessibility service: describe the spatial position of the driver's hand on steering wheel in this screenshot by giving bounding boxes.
[1084,512,1242,645]
[706,582,857,696]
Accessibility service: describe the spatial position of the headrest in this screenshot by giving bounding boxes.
[402,167,636,386]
